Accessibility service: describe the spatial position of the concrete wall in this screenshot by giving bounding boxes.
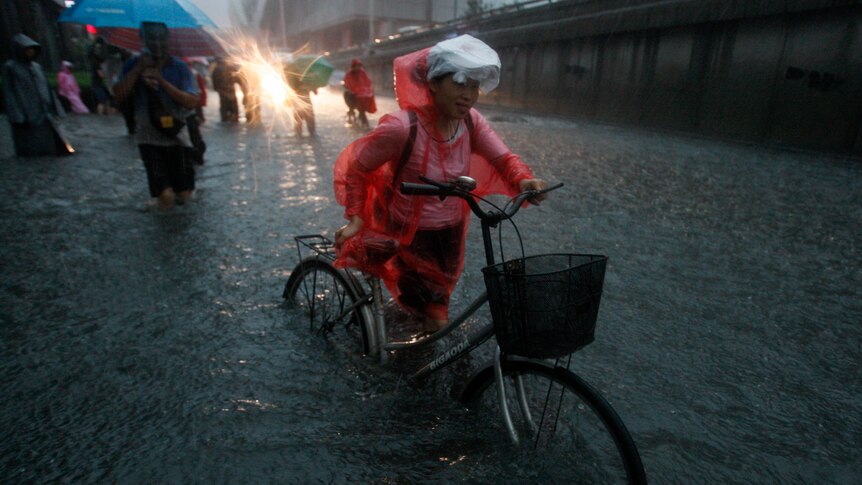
[329,0,862,156]
[275,0,451,31]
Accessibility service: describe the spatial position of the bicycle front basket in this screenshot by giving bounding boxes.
[482,253,608,359]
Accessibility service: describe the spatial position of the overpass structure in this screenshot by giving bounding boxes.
[325,0,862,156]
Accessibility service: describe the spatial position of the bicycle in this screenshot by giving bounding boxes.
[283,176,647,483]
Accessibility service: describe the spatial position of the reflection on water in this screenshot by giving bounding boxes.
[0,90,860,483]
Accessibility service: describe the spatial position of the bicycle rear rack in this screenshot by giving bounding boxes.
[294,234,337,262]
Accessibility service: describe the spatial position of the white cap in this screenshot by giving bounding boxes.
[426,34,501,93]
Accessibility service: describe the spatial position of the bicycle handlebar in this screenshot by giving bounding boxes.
[400,176,563,225]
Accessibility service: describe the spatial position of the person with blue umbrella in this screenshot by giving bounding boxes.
[58,0,224,58]
[59,0,217,30]
[113,22,200,211]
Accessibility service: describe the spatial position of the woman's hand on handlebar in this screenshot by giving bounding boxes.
[519,178,549,204]
[335,215,363,248]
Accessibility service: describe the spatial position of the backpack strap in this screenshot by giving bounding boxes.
[392,110,418,183]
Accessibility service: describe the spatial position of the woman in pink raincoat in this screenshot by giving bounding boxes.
[333,35,547,332]
[57,61,89,114]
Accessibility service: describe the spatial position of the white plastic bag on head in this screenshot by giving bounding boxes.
[426,34,501,93]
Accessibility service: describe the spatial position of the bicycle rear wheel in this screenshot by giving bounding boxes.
[283,257,372,356]
[460,359,646,484]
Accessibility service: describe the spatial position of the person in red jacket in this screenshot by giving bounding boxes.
[342,58,376,128]
[333,35,547,333]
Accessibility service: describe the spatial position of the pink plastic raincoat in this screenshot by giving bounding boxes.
[333,47,534,320]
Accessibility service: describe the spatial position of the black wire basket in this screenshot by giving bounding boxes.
[482,253,608,359]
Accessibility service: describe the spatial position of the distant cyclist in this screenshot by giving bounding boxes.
[342,58,376,129]
[333,35,547,334]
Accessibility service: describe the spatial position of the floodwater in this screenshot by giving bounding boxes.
[1,89,860,483]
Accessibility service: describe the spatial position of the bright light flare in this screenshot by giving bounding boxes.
[214,32,308,125]
[231,39,293,114]
[259,69,288,106]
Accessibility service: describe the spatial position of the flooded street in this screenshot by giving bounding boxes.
[1,89,860,483]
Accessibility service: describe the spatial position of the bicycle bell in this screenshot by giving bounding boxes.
[452,176,477,191]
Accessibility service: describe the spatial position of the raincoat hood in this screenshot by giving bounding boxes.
[12,34,40,62]
[393,47,433,114]
[3,33,66,126]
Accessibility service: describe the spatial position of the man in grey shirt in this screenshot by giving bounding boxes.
[114,22,200,210]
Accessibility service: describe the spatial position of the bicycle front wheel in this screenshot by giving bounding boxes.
[460,359,646,484]
[283,257,372,356]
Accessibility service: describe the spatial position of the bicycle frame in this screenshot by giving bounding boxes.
[410,294,493,380]
[287,184,647,476]
[291,182,562,445]
[293,185,549,364]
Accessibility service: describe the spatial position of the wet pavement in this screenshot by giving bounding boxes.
[1,89,860,483]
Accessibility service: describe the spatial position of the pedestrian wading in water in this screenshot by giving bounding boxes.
[2,34,74,156]
[286,68,317,137]
[114,22,200,211]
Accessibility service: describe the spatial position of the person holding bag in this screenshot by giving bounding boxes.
[114,22,199,211]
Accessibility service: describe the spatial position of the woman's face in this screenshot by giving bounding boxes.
[429,74,480,120]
